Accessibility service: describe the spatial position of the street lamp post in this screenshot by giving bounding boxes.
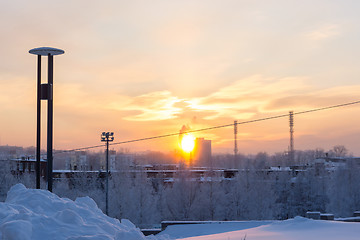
[29,47,64,191]
[101,132,114,215]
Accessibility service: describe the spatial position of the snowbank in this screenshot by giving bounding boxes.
[158,221,273,239]
[0,184,166,240]
[3,184,359,240]
[172,217,360,240]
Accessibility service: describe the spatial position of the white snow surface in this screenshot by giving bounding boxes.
[0,184,165,240]
[160,217,360,240]
[2,184,360,240]
[159,221,273,239]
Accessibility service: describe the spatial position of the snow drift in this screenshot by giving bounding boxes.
[165,217,360,240]
[0,184,165,240]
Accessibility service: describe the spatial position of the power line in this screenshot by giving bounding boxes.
[53,99,360,155]
[294,100,360,115]
[54,144,104,154]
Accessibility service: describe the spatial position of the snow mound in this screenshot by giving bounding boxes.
[0,184,166,240]
[158,221,273,239]
[176,216,360,240]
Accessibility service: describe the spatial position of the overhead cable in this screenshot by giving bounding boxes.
[53,99,360,155]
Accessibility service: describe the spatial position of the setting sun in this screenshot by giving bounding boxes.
[181,134,195,152]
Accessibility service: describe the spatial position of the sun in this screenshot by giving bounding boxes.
[181,134,195,152]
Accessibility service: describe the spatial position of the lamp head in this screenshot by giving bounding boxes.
[29,47,65,56]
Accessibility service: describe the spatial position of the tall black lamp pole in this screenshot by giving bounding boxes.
[29,47,64,191]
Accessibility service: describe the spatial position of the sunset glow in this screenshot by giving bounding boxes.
[180,134,195,153]
[1,1,360,155]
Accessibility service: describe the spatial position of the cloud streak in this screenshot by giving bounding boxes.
[113,75,360,125]
[306,24,340,41]
[119,91,184,121]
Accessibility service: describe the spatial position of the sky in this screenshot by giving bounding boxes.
[1,0,360,155]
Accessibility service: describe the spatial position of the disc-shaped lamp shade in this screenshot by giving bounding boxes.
[29,47,64,56]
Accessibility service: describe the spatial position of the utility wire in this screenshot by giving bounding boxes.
[54,144,105,154]
[53,99,360,155]
[294,100,360,115]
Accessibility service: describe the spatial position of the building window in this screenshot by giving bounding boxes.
[19,163,23,171]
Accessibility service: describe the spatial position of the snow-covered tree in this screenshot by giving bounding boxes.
[327,159,360,217]
[330,145,349,157]
[192,171,225,220]
[163,170,201,220]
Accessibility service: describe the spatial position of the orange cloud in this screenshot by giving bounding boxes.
[119,91,184,121]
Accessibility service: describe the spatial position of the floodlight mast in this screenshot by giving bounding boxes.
[101,132,114,215]
[29,47,64,191]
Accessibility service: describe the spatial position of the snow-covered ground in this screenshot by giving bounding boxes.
[1,184,359,240]
[0,184,165,240]
[159,221,273,239]
[160,217,360,240]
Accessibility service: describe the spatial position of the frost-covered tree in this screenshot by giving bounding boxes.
[192,171,225,220]
[327,160,360,217]
[329,145,349,157]
[224,168,275,220]
[163,170,201,220]
[123,171,160,228]
[53,172,105,210]
[0,160,44,201]
[0,161,19,200]
[108,170,132,221]
[273,172,292,219]
[288,172,313,217]
[282,167,329,218]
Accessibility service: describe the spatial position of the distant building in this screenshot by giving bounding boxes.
[117,153,135,168]
[109,150,116,171]
[0,145,26,159]
[66,151,88,171]
[313,157,360,175]
[108,151,136,170]
[100,150,117,171]
[193,138,212,167]
[1,156,47,177]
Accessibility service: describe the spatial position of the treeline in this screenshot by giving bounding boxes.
[1,147,359,228]
[55,158,360,228]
